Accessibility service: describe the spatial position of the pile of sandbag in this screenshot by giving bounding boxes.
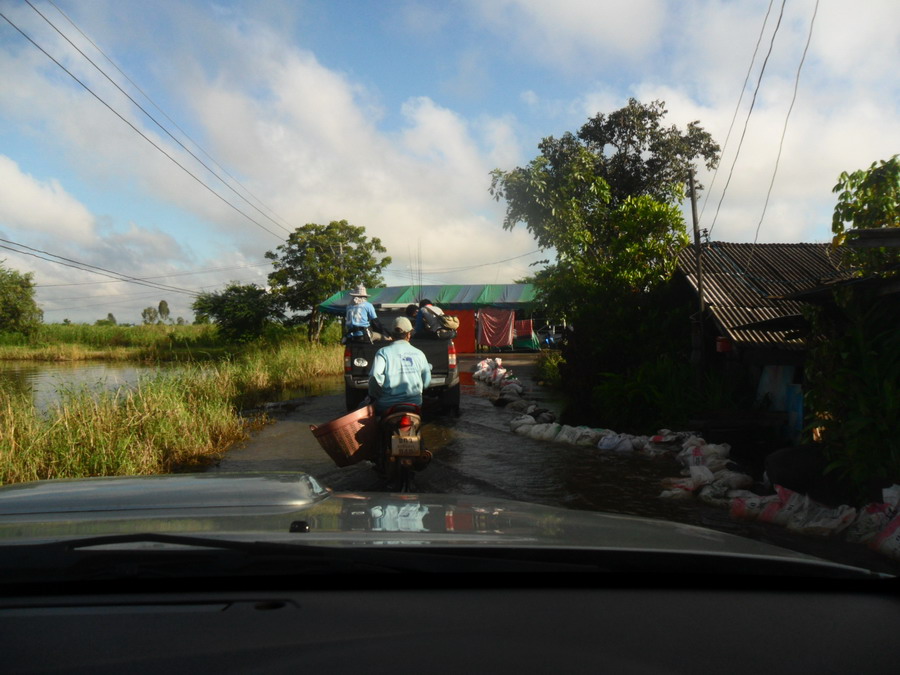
[509,416,610,445]
[658,435,755,505]
[473,358,511,387]
[730,483,900,560]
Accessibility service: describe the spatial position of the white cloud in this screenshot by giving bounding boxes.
[0,156,96,244]
[471,0,668,71]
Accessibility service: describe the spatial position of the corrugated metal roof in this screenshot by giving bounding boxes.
[677,242,853,349]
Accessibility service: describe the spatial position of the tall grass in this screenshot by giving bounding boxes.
[0,339,343,484]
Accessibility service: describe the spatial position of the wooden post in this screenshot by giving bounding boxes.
[689,170,705,367]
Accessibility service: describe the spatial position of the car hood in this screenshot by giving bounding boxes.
[0,472,882,577]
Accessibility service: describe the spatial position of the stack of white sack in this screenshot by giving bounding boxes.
[731,483,900,560]
[659,436,754,504]
[509,418,689,454]
[472,358,514,387]
[472,358,499,382]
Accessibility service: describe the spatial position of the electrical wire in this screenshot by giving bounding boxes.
[699,0,775,222]
[0,9,285,241]
[0,237,200,296]
[26,0,292,237]
[386,249,543,275]
[45,0,296,235]
[35,262,271,287]
[746,0,820,276]
[706,0,787,239]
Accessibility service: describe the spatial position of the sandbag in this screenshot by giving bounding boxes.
[787,502,857,537]
[509,414,536,433]
[846,503,896,544]
[573,427,605,447]
[597,433,633,453]
[555,425,582,445]
[758,485,807,526]
[871,513,900,561]
[712,470,753,490]
[534,422,562,442]
[730,493,781,520]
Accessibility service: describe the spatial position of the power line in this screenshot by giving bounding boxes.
[0,9,285,241]
[0,236,200,296]
[387,249,543,275]
[45,0,296,235]
[27,0,292,237]
[699,0,775,223]
[746,0,820,275]
[706,0,787,239]
[35,261,271,287]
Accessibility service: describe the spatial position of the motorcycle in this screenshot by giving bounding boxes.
[375,403,431,491]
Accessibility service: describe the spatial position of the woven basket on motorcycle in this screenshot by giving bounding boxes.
[309,405,378,467]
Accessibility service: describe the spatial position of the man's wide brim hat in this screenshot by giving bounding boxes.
[349,285,367,297]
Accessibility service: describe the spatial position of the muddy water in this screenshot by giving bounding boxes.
[211,354,898,574]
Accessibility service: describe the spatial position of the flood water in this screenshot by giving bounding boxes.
[213,353,898,575]
[0,361,167,410]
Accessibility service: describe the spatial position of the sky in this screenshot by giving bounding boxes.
[0,0,898,324]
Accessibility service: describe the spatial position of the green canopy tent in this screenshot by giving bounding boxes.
[320,284,538,352]
[318,284,537,315]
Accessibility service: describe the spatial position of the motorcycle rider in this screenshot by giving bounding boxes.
[368,316,431,415]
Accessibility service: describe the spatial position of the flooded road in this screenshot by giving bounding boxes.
[209,354,898,574]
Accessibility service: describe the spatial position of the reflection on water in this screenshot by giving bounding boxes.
[0,361,171,411]
[0,361,345,412]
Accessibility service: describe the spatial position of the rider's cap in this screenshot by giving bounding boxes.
[392,316,413,334]
[349,284,368,297]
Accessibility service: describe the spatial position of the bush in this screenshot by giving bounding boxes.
[536,350,564,388]
[585,355,755,434]
[805,289,900,492]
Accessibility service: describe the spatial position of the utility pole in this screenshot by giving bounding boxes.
[689,169,705,367]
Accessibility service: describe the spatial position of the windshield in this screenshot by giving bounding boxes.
[0,0,898,581]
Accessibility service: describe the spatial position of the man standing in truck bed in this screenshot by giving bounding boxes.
[344,285,385,341]
[368,317,431,414]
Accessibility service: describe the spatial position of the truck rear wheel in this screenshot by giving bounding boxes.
[440,383,461,417]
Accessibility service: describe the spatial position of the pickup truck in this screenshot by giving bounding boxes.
[343,316,460,416]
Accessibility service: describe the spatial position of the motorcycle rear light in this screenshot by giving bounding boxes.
[447,341,457,369]
[399,415,412,428]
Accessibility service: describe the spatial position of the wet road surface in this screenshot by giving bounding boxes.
[207,354,899,574]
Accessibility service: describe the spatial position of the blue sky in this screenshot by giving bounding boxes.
[1,0,898,323]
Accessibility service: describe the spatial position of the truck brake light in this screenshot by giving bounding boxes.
[447,341,457,369]
[344,347,352,373]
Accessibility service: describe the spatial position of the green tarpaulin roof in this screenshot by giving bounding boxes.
[319,284,536,315]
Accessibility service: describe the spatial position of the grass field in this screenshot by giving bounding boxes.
[0,334,343,484]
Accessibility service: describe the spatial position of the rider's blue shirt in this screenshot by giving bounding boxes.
[368,339,431,414]
[345,301,377,336]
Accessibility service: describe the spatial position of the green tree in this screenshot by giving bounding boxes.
[141,306,159,325]
[265,220,391,342]
[490,99,720,425]
[831,155,900,274]
[490,98,718,318]
[158,300,170,324]
[95,313,117,326]
[0,261,43,336]
[191,282,284,342]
